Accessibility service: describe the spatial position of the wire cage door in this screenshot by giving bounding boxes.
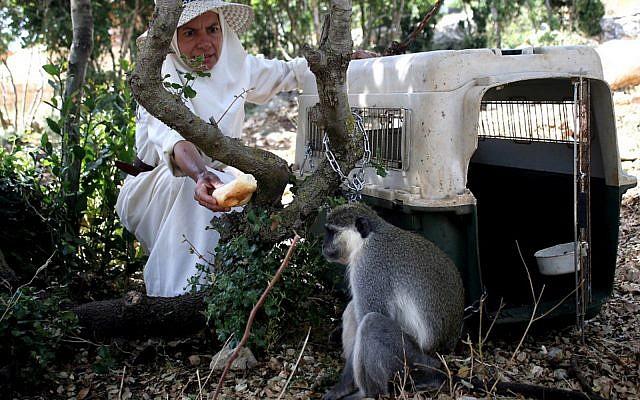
[305,106,410,170]
[477,80,593,332]
[573,78,592,338]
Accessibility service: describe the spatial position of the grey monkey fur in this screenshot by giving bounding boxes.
[322,203,464,400]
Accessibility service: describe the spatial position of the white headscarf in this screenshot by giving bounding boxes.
[162,11,251,139]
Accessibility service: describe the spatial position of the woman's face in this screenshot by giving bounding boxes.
[177,11,222,70]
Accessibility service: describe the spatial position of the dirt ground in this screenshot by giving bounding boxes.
[25,82,639,400]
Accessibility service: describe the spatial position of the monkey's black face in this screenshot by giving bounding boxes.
[322,224,347,264]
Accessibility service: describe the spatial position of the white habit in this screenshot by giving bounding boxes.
[116,12,308,297]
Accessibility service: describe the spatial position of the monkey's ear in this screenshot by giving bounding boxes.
[355,217,371,238]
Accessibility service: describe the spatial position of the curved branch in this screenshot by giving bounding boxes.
[128,0,289,207]
[272,0,360,235]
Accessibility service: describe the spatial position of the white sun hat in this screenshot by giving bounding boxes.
[178,0,254,34]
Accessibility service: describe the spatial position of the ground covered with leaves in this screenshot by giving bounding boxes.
[9,87,637,399]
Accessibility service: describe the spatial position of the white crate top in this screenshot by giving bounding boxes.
[295,46,631,209]
[301,46,604,95]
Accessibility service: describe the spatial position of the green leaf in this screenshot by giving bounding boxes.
[46,118,61,134]
[42,64,60,76]
[183,86,197,99]
[40,132,49,148]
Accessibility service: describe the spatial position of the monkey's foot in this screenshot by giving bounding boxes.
[323,386,359,400]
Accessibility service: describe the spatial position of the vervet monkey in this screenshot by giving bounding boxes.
[322,203,464,400]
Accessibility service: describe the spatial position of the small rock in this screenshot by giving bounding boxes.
[268,357,282,371]
[516,352,527,362]
[547,347,563,362]
[553,368,568,380]
[495,354,508,364]
[188,355,201,366]
[624,267,640,283]
[286,348,296,357]
[303,355,315,364]
[531,365,544,378]
[210,345,258,371]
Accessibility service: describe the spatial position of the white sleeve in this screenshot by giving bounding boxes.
[245,56,309,105]
[145,109,188,177]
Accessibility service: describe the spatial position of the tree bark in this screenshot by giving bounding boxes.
[490,2,501,48]
[311,0,321,45]
[390,0,405,44]
[73,291,208,337]
[62,0,93,235]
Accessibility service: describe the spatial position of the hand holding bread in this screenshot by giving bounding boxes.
[212,173,257,208]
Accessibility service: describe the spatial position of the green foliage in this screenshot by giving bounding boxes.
[575,0,604,36]
[0,0,153,74]
[92,345,116,374]
[194,208,343,352]
[0,58,144,300]
[0,286,80,385]
[162,69,211,100]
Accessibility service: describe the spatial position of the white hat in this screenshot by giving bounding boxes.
[178,0,254,34]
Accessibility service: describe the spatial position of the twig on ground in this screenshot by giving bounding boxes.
[569,355,603,399]
[212,234,301,400]
[196,368,203,397]
[510,240,546,362]
[277,326,311,400]
[0,251,54,322]
[118,365,126,400]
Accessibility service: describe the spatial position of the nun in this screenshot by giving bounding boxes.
[116,0,309,297]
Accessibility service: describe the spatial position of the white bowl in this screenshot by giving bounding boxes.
[534,242,578,276]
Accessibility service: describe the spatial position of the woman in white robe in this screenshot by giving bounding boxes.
[116,0,308,297]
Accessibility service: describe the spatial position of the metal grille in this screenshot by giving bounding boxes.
[307,107,410,170]
[478,100,576,143]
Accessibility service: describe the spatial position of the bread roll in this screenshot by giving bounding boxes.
[212,173,257,208]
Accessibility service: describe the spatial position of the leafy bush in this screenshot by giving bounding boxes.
[576,0,604,36]
[0,286,80,386]
[194,208,344,352]
[10,61,146,300]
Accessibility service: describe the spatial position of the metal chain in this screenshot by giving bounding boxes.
[322,111,371,202]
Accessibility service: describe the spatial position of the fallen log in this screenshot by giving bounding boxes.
[72,290,208,337]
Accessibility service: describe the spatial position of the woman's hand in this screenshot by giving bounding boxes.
[194,170,231,212]
[171,141,230,212]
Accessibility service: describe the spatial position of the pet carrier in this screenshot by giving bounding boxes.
[295,46,637,326]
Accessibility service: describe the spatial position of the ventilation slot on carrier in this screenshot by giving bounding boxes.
[306,106,410,170]
[478,100,577,143]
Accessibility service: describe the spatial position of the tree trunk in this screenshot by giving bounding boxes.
[73,291,208,337]
[62,0,93,235]
[358,0,368,48]
[311,0,321,45]
[490,2,501,48]
[545,0,554,29]
[390,0,405,44]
